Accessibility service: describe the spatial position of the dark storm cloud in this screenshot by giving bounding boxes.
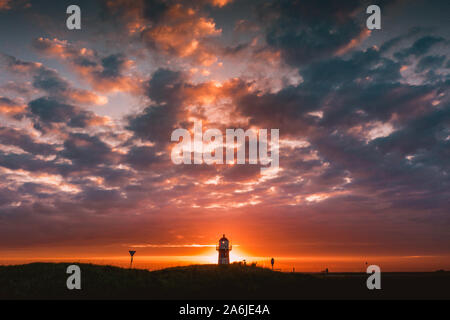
[127,68,185,147]
[32,68,70,94]
[17,182,51,195]
[301,48,403,87]
[61,133,120,166]
[235,84,320,136]
[147,68,185,103]
[322,109,448,211]
[306,128,448,209]
[99,0,169,23]
[0,150,61,173]
[73,186,128,210]
[99,54,128,78]
[320,82,437,129]
[28,97,101,131]
[138,0,170,23]
[94,166,135,186]
[415,55,446,73]
[230,44,420,137]
[379,27,424,53]
[234,43,443,136]
[221,164,262,182]
[227,15,449,217]
[0,187,19,206]
[0,127,57,155]
[258,0,374,66]
[394,36,445,60]
[1,52,107,105]
[0,96,17,106]
[373,106,450,158]
[125,146,163,170]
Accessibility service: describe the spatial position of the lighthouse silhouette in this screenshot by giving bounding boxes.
[216,234,232,264]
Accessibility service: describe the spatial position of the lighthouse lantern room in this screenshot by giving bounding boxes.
[216,234,232,265]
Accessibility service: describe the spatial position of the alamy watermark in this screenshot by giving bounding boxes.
[170,121,279,174]
[366,265,381,290]
[66,264,81,290]
[66,4,380,31]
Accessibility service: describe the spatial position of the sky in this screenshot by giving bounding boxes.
[0,0,449,271]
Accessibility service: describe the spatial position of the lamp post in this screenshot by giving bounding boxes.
[129,250,136,269]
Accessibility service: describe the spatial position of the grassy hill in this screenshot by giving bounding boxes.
[0,262,449,299]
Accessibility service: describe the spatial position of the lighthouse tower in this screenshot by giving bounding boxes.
[216,234,232,265]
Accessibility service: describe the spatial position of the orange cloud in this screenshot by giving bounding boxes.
[141,4,221,65]
[87,115,111,127]
[0,0,11,10]
[33,38,141,94]
[104,1,221,66]
[335,29,371,56]
[0,97,26,116]
[0,0,30,10]
[66,90,108,106]
[208,0,233,7]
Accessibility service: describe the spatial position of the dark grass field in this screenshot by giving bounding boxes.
[0,263,449,299]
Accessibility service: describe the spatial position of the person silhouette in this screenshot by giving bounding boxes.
[271,258,275,270]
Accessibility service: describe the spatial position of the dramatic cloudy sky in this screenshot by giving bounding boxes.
[0,0,449,270]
